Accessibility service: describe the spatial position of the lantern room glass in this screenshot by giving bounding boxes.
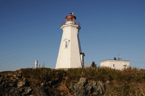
[66,18,75,22]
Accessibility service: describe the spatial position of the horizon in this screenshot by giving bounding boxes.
[0,0,145,72]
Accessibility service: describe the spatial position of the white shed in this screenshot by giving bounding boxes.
[100,60,130,70]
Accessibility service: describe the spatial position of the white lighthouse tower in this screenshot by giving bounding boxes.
[55,13,85,69]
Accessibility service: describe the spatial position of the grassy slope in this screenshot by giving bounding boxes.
[0,67,145,95]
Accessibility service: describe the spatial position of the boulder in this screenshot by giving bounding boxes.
[71,83,76,90]
[9,87,21,96]
[13,74,22,80]
[97,81,105,94]
[21,87,32,96]
[78,78,88,86]
[17,80,26,88]
[71,78,88,96]
[71,78,106,96]
[34,87,47,96]
[73,83,86,95]
[85,84,93,95]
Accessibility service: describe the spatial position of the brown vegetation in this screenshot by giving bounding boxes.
[0,67,145,95]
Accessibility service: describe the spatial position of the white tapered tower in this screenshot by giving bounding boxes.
[55,13,85,69]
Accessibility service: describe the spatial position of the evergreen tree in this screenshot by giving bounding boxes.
[91,61,97,68]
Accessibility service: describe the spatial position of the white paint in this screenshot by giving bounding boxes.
[35,60,38,68]
[100,60,130,70]
[55,20,83,69]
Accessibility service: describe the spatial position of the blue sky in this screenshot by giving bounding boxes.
[0,0,145,72]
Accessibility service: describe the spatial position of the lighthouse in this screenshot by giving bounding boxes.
[55,13,85,69]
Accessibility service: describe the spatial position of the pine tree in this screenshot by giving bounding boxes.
[91,61,97,68]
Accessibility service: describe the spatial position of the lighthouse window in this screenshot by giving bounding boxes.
[65,41,68,48]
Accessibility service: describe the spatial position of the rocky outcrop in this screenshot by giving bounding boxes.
[71,78,106,96]
[0,74,62,96]
[0,73,113,96]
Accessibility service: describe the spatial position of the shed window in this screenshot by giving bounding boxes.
[113,64,115,67]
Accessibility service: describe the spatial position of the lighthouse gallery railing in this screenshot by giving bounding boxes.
[61,20,81,27]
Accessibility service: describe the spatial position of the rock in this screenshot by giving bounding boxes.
[46,81,52,86]
[18,88,23,93]
[41,82,45,87]
[91,81,105,95]
[34,87,47,96]
[106,80,110,84]
[71,78,105,96]
[9,87,21,96]
[73,83,85,95]
[71,78,88,96]
[97,81,105,94]
[17,74,22,79]
[71,83,76,90]
[9,77,17,87]
[78,78,88,86]
[13,90,21,96]
[85,85,93,95]
[9,82,17,87]
[27,94,35,96]
[9,87,17,93]
[91,81,97,87]
[2,81,8,88]
[13,75,19,79]
[2,82,5,85]
[10,76,17,83]
[17,80,26,88]
[12,74,22,80]
[0,77,3,83]
[22,87,32,96]
[22,77,26,81]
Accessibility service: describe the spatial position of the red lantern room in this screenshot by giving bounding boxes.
[61,13,80,27]
[65,13,76,22]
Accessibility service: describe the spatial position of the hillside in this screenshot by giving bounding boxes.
[0,67,145,96]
